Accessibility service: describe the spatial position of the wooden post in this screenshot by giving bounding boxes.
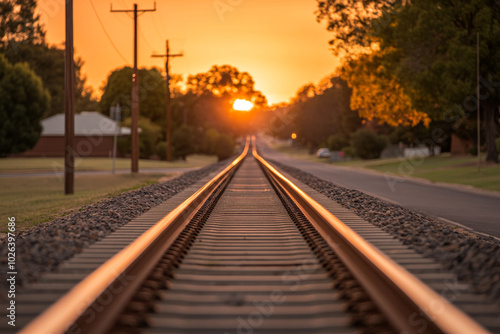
[151,40,183,161]
[64,0,75,195]
[111,2,156,173]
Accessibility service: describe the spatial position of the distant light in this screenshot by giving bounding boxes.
[291,133,297,140]
[233,99,253,111]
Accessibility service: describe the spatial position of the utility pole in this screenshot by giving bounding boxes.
[111,2,156,173]
[477,32,481,173]
[64,0,75,195]
[152,40,183,161]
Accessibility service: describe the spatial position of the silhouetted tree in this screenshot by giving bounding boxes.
[184,65,267,137]
[99,66,166,124]
[0,0,45,50]
[0,54,49,156]
[186,65,267,107]
[288,76,360,149]
[117,117,162,159]
[172,125,195,160]
[1,1,97,117]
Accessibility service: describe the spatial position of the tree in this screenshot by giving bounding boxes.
[327,134,349,151]
[341,52,431,127]
[172,125,194,160]
[100,66,166,124]
[383,1,500,162]
[2,43,98,117]
[1,0,97,117]
[184,65,267,137]
[316,0,395,56]
[214,134,234,161]
[351,129,387,159]
[287,76,361,150]
[0,54,49,156]
[186,65,267,107]
[118,117,162,159]
[317,0,500,162]
[0,0,45,50]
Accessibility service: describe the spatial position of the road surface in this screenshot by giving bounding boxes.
[259,141,500,239]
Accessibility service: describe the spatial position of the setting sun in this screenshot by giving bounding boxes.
[233,99,253,111]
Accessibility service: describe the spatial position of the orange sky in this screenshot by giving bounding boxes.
[37,0,339,105]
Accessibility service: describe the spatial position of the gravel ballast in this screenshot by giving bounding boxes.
[0,160,229,294]
[270,160,500,304]
[2,154,499,307]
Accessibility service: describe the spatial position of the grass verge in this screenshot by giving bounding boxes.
[365,154,500,192]
[273,144,500,192]
[0,173,170,232]
[0,154,217,173]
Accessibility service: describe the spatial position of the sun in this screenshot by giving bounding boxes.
[233,99,253,111]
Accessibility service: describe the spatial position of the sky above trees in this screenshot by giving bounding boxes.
[37,0,339,104]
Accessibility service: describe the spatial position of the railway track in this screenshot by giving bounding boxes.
[13,137,496,333]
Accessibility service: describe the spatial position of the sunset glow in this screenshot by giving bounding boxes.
[37,0,338,104]
[233,99,253,111]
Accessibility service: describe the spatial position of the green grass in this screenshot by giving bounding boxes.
[0,154,218,232]
[0,173,172,232]
[273,144,500,192]
[364,154,500,192]
[0,155,217,173]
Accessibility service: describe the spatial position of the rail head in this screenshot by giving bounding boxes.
[20,138,250,334]
[251,136,488,334]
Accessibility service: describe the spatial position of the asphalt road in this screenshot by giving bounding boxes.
[258,141,500,239]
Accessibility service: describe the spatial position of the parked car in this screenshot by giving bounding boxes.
[316,148,331,158]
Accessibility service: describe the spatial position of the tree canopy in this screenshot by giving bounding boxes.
[183,65,267,137]
[282,75,360,149]
[0,53,49,156]
[317,0,500,161]
[1,0,97,118]
[341,52,431,127]
[186,65,267,107]
[0,0,45,50]
[99,66,166,124]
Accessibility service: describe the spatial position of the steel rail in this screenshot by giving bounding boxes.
[252,136,488,334]
[20,139,250,334]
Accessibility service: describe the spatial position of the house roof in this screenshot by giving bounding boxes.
[41,112,131,136]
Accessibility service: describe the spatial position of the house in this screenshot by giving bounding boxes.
[21,112,131,157]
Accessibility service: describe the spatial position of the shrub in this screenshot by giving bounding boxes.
[214,134,235,161]
[156,141,167,160]
[351,129,387,159]
[203,128,220,155]
[118,117,162,159]
[327,134,350,151]
[342,146,356,158]
[172,125,194,160]
[468,146,477,156]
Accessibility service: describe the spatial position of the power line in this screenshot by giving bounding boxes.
[139,25,155,53]
[88,0,129,64]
